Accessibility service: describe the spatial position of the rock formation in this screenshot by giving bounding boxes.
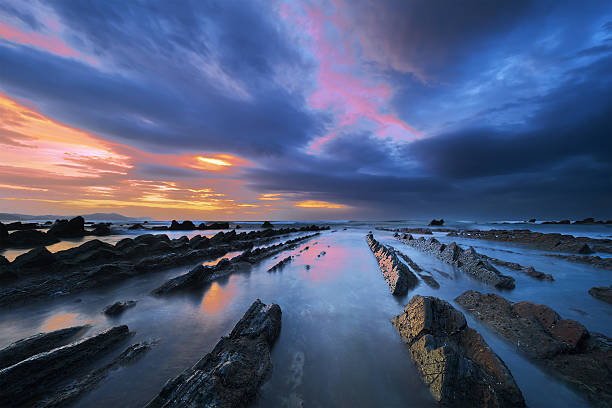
[588,285,612,304]
[428,219,444,226]
[366,234,418,295]
[268,256,293,272]
[391,295,525,407]
[395,234,515,289]
[145,299,281,408]
[103,300,137,316]
[478,253,553,281]
[48,216,85,238]
[455,290,612,406]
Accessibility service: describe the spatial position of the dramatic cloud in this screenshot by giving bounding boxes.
[0,0,610,219]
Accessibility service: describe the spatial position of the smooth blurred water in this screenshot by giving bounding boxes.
[0,222,610,407]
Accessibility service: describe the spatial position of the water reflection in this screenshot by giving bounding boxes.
[200,279,238,314]
[42,312,80,331]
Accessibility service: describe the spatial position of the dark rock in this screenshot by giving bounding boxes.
[479,253,553,281]
[366,234,418,295]
[48,216,85,238]
[11,247,58,270]
[128,223,142,230]
[103,300,137,316]
[5,222,41,231]
[261,221,273,229]
[169,220,196,230]
[428,218,444,226]
[391,295,525,407]
[573,217,596,224]
[396,235,515,289]
[0,325,90,370]
[0,325,130,407]
[528,218,536,223]
[198,221,230,230]
[588,285,612,304]
[0,222,8,246]
[396,251,440,289]
[455,290,612,406]
[91,224,111,236]
[145,300,281,408]
[547,254,612,270]
[7,229,59,247]
[268,256,292,272]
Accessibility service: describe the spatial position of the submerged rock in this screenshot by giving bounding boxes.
[48,216,85,238]
[455,290,612,406]
[588,285,612,304]
[0,325,130,407]
[479,253,553,281]
[391,295,525,407]
[103,300,137,316]
[366,234,418,295]
[547,254,612,271]
[397,235,515,289]
[145,299,281,408]
[0,325,90,370]
[268,256,293,272]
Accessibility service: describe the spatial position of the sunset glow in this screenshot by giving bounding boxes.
[197,157,232,167]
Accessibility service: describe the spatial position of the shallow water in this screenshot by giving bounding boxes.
[1,222,610,407]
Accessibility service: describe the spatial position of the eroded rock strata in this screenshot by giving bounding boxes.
[153,233,319,295]
[391,295,525,407]
[395,251,440,288]
[0,325,130,407]
[103,300,137,316]
[478,253,553,281]
[366,233,418,295]
[395,233,515,289]
[268,256,293,272]
[447,229,612,254]
[145,299,281,408]
[0,226,328,307]
[547,254,612,270]
[455,290,612,406]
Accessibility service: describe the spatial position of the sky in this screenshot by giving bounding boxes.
[0,0,610,221]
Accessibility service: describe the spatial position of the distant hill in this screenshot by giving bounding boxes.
[0,212,153,222]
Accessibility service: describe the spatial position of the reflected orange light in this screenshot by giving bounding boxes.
[197,156,232,166]
[200,280,238,314]
[295,200,347,209]
[42,313,79,331]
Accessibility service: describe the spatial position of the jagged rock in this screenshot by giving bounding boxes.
[448,229,611,254]
[261,221,273,229]
[0,222,8,247]
[479,253,553,281]
[268,256,292,272]
[145,300,281,408]
[396,251,440,289]
[103,300,137,316]
[455,290,612,406]
[169,220,196,230]
[428,218,444,226]
[0,325,130,407]
[391,295,525,407]
[6,229,59,247]
[48,216,85,238]
[396,235,515,289]
[547,254,612,270]
[198,222,230,230]
[5,222,41,231]
[366,234,418,295]
[11,247,58,271]
[589,285,612,304]
[0,325,90,370]
[91,224,111,236]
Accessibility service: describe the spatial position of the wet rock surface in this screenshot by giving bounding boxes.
[547,254,612,270]
[103,300,137,316]
[455,290,612,406]
[396,234,515,289]
[145,299,281,408]
[0,325,90,370]
[366,234,418,295]
[391,295,525,407]
[588,285,612,304]
[268,256,293,272]
[0,226,328,307]
[48,216,85,238]
[478,253,553,281]
[5,229,59,247]
[395,250,440,288]
[447,229,612,254]
[0,325,130,407]
[153,233,319,295]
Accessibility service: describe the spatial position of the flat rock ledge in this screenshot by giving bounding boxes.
[145,299,281,408]
[478,253,553,281]
[588,285,612,304]
[391,295,525,407]
[366,234,418,295]
[0,325,130,407]
[455,290,612,407]
[395,233,515,289]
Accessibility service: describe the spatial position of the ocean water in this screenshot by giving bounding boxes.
[0,221,610,407]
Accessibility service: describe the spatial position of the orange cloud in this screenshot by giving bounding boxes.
[294,200,347,209]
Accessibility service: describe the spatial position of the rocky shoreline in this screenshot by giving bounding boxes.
[455,290,612,407]
[391,295,525,407]
[366,233,418,295]
[145,299,281,408]
[478,253,553,281]
[395,233,516,289]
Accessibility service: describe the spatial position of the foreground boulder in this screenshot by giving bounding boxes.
[396,234,515,289]
[391,295,525,407]
[0,222,8,246]
[145,299,281,408]
[48,216,85,238]
[0,325,89,370]
[6,229,59,247]
[366,234,418,295]
[456,290,612,406]
[0,325,130,407]
[588,285,612,304]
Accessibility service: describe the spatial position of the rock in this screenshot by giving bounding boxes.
[0,325,130,407]
[391,295,525,407]
[261,221,273,229]
[103,300,137,316]
[128,223,142,230]
[0,222,8,247]
[395,251,440,289]
[455,290,612,405]
[574,217,596,224]
[268,256,292,272]
[48,216,85,238]
[366,234,418,295]
[588,285,612,304]
[91,224,111,236]
[7,229,59,247]
[0,325,90,370]
[145,300,281,408]
[198,221,230,230]
[169,220,196,230]
[547,254,612,270]
[396,235,515,289]
[428,218,444,226]
[528,218,536,223]
[5,222,41,231]
[479,253,553,281]
[11,247,58,270]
